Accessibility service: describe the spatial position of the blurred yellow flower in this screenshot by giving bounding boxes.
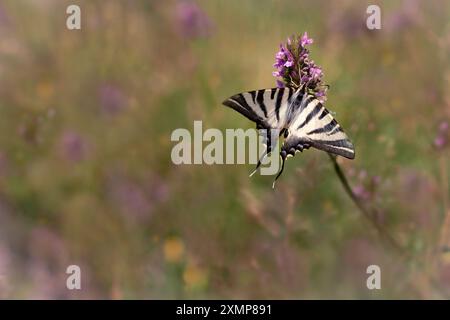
[163,237,184,263]
[183,262,207,290]
[36,81,54,100]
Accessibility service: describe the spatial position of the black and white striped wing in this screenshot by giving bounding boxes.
[222,88,294,130]
[222,88,295,155]
[282,97,355,160]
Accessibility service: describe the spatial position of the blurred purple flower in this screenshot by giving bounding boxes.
[358,169,368,180]
[27,227,69,299]
[434,121,449,150]
[0,245,11,298]
[352,185,370,200]
[29,227,67,266]
[396,169,438,229]
[59,131,89,163]
[434,135,447,149]
[98,84,127,116]
[439,121,449,132]
[113,180,152,219]
[341,238,381,276]
[176,1,212,39]
[327,8,369,40]
[272,32,328,101]
[386,0,422,34]
[0,2,10,27]
[152,177,169,203]
[107,173,169,221]
[372,175,381,185]
[352,169,382,201]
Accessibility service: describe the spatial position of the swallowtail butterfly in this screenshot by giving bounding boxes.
[223,86,355,186]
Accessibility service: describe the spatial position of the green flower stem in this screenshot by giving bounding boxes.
[328,154,404,253]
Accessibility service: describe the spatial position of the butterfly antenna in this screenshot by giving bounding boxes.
[272,157,286,189]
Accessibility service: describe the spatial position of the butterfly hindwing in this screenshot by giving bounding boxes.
[283,96,355,159]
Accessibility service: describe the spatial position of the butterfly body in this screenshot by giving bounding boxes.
[223,87,355,184]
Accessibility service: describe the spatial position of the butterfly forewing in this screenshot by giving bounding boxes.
[222,88,294,130]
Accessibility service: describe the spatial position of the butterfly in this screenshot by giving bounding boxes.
[222,86,355,187]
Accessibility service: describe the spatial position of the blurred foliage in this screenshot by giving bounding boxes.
[0,0,449,299]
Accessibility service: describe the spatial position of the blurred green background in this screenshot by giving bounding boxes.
[0,0,449,299]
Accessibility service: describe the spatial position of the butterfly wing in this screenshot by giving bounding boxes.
[222,88,295,158]
[282,97,355,160]
[222,88,294,131]
[223,88,355,186]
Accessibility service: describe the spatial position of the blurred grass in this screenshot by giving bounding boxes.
[0,0,449,298]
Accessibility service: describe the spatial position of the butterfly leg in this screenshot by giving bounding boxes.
[250,128,277,177]
[272,140,307,188]
[249,145,272,177]
[272,151,287,189]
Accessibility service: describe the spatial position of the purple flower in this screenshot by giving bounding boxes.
[284,60,294,68]
[386,0,421,34]
[113,180,153,219]
[372,175,382,185]
[310,66,323,80]
[434,120,449,150]
[439,121,449,132]
[276,46,286,59]
[106,172,169,222]
[0,245,11,298]
[176,1,212,39]
[358,170,368,180]
[27,227,69,299]
[327,8,368,39]
[353,185,370,200]
[59,131,89,163]
[351,169,382,201]
[434,135,447,149]
[276,80,285,88]
[273,45,289,69]
[315,90,326,98]
[272,32,328,101]
[0,2,10,27]
[300,75,310,83]
[300,32,313,47]
[99,84,127,116]
[341,238,381,276]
